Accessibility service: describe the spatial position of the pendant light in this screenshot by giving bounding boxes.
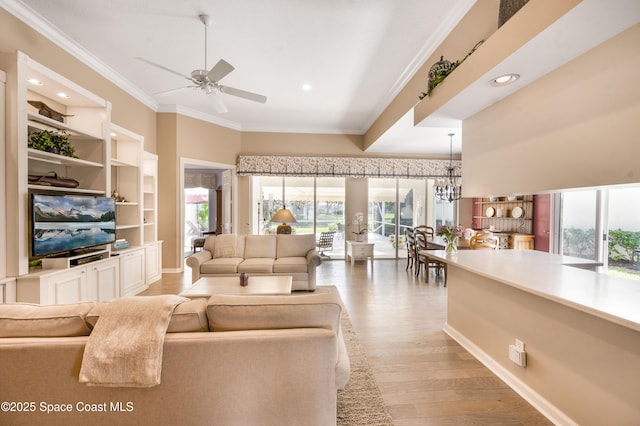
[434,133,462,202]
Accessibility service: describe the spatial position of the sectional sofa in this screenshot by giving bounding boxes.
[186,234,322,290]
[0,289,350,425]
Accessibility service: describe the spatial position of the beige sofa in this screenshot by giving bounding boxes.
[186,234,322,290]
[0,289,350,426]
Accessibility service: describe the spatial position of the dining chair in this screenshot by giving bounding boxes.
[469,233,500,250]
[405,228,417,271]
[415,229,447,285]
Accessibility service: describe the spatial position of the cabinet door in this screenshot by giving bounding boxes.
[44,267,88,304]
[145,242,162,284]
[121,248,145,296]
[0,279,17,304]
[90,258,120,302]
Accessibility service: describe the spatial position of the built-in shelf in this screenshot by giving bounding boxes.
[27,184,105,195]
[27,113,102,140]
[28,148,103,167]
[116,224,139,230]
[116,202,138,206]
[110,158,138,167]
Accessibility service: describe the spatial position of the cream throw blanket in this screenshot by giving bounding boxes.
[79,295,189,388]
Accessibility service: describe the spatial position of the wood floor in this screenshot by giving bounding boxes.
[140,259,551,425]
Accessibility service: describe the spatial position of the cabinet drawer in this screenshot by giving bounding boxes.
[354,247,372,257]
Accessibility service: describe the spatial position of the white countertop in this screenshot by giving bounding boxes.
[424,249,640,332]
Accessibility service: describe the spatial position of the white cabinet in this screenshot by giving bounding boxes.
[18,266,88,304]
[120,247,146,297]
[346,241,375,267]
[88,257,120,302]
[145,241,162,284]
[0,278,16,304]
[17,255,120,305]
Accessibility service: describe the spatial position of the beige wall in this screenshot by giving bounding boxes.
[447,266,640,424]
[241,132,365,156]
[159,114,241,270]
[463,24,640,197]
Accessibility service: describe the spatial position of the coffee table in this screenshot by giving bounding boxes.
[180,276,293,298]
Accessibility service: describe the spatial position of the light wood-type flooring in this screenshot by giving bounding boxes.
[140,259,551,425]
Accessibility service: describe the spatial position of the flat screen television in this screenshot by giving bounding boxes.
[31,194,116,257]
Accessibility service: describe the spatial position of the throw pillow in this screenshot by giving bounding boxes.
[0,302,95,337]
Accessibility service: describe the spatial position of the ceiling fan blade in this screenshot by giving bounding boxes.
[136,57,192,81]
[210,93,228,113]
[220,85,267,103]
[154,86,197,96]
[207,59,235,82]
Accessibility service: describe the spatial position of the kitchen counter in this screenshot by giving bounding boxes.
[427,249,640,424]
[426,249,640,331]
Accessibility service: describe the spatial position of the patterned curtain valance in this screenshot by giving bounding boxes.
[237,155,461,179]
[184,172,217,189]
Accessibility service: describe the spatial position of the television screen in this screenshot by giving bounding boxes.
[32,194,116,257]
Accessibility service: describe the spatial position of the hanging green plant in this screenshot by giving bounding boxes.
[419,40,484,100]
[28,130,77,158]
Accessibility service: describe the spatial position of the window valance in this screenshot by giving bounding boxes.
[237,155,461,179]
[184,172,217,189]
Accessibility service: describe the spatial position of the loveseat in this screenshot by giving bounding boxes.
[186,234,322,290]
[0,289,350,426]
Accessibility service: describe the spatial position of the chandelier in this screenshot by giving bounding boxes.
[434,133,462,202]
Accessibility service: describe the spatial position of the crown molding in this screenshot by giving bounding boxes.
[358,0,476,134]
[158,104,242,131]
[3,0,158,111]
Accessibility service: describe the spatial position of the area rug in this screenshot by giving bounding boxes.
[337,310,394,426]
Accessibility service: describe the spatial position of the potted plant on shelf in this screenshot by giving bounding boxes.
[352,212,368,242]
[28,130,77,158]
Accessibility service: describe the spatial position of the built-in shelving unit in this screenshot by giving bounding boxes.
[472,196,535,250]
[142,152,158,244]
[110,123,143,248]
[2,51,163,301]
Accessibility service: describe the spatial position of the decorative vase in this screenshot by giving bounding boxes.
[445,237,458,255]
[355,234,366,242]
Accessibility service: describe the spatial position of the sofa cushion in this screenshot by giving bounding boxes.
[244,235,276,259]
[274,257,308,273]
[0,302,95,337]
[237,258,274,273]
[86,298,209,332]
[277,234,315,258]
[206,292,342,333]
[201,258,244,274]
[212,234,238,258]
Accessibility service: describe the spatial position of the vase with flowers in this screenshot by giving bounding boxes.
[436,224,466,255]
[352,212,368,242]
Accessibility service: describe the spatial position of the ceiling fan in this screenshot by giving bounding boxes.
[136,14,266,113]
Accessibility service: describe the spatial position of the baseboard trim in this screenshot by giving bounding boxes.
[443,323,577,426]
[162,268,183,274]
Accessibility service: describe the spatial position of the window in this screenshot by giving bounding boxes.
[558,185,640,281]
[252,176,345,257]
[560,190,598,260]
[606,186,640,281]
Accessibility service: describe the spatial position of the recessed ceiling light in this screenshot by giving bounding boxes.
[302,84,312,91]
[56,92,70,98]
[490,73,520,87]
[27,78,43,85]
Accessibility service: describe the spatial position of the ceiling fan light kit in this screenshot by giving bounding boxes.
[137,14,266,113]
